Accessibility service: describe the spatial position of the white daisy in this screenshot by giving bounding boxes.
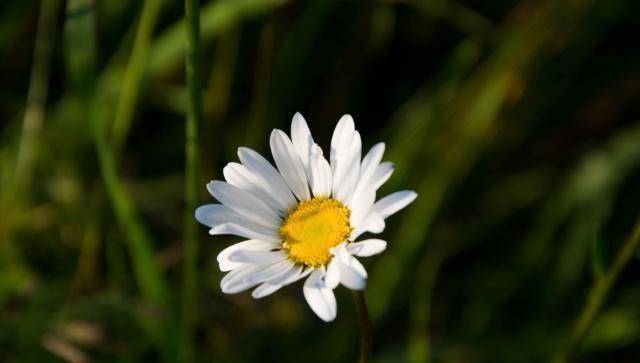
[195,113,417,322]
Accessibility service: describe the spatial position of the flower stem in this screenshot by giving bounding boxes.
[352,290,373,363]
[552,212,640,363]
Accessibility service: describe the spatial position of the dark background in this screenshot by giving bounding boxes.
[1,0,640,362]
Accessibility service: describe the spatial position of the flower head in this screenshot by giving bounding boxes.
[195,113,417,322]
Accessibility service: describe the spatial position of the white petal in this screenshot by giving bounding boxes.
[371,161,394,190]
[359,143,385,178]
[290,112,313,172]
[373,190,418,218]
[195,204,279,237]
[350,143,385,203]
[324,259,340,289]
[221,264,266,294]
[207,181,281,228]
[270,130,311,201]
[282,265,313,285]
[349,187,376,227]
[238,147,297,211]
[217,240,280,272]
[332,128,361,204]
[303,268,337,322]
[228,250,286,264]
[210,223,281,243]
[251,283,283,299]
[329,115,356,199]
[337,260,367,291]
[266,264,301,286]
[347,239,387,257]
[309,144,332,198]
[223,162,284,215]
[251,266,310,299]
[332,244,367,290]
[194,204,240,227]
[350,212,385,240]
[330,115,355,172]
[243,260,294,285]
[274,265,312,286]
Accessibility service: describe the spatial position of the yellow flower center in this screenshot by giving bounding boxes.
[280,198,351,267]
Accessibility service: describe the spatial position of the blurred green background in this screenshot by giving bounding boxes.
[2,0,640,362]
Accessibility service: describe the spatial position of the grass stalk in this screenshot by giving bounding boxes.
[368,0,597,320]
[0,0,61,305]
[110,0,162,160]
[180,0,203,360]
[64,0,100,295]
[148,0,288,77]
[551,212,640,363]
[14,0,61,190]
[92,93,168,333]
[63,0,169,342]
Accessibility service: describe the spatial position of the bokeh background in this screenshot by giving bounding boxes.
[2,0,640,362]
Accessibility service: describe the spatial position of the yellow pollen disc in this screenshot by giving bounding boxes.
[280,198,351,267]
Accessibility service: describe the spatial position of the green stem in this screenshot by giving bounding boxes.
[92,95,168,317]
[15,0,61,191]
[0,0,61,304]
[352,290,373,363]
[552,212,640,363]
[82,0,167,345]
[180,0,203,360]
[110,0,162,160]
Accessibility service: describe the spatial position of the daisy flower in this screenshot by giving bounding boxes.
[195,113,416,322]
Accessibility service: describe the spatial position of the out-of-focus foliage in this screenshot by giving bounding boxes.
[1,0,640,362]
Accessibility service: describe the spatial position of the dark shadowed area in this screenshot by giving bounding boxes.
[1,0,640,362]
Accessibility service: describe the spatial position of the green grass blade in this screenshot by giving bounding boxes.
[148,0,288,77]
[369,0,600,320]
[180,0,203,360]
[63,0,170,346]
[14,0,61,191]
[110,0,163,160]
[551,212,640,363]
